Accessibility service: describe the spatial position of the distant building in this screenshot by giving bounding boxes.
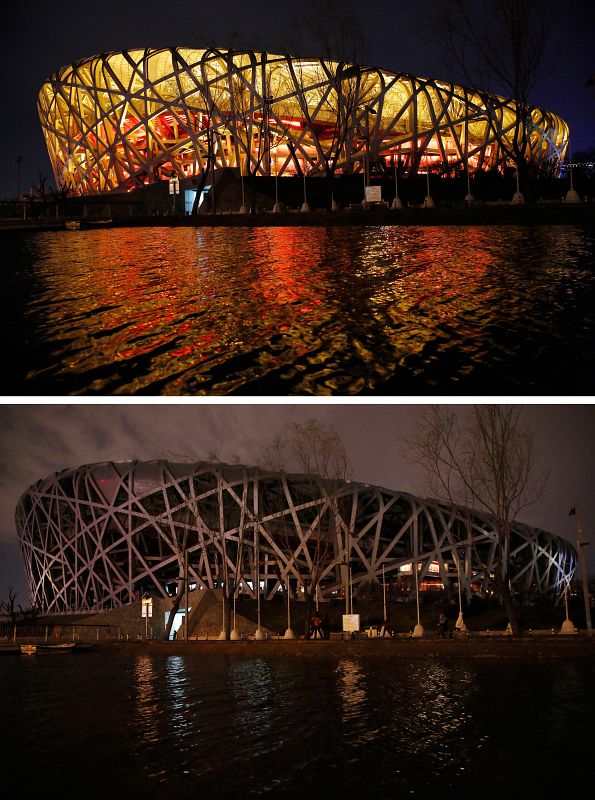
[16,460,575,614]
[38,48,568,197]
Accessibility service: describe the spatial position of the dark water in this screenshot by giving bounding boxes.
[3,224,594,395]
[1,650,593,798]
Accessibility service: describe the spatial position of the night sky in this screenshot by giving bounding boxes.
[1,403,593,606]
[1,0,593,199]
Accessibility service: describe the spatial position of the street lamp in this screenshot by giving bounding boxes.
[571,505,592,637]
[184,550,188,642]
[254,516,265,640]
[283,574,295,639]
[565,141,581,204]
[511,162,525,204]
[218,585,227,639]
[412,519,424,637]
[560,580,577,633]
[392,150,403,209]
[230,584,240,640]
[300,162,311,213]
[340,559,353,616]
[362,104,377,206]
[423,163,435,208]
[454,546,467,633]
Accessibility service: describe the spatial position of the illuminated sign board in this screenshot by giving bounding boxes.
[342,614,360,632]
[399,561,443,575]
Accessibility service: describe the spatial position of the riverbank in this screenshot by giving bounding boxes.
[75,635,595,660]
[1,200,593,232]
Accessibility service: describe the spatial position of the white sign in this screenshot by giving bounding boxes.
[141,597,153,618]
[342,613,360,632]
[365,185,382,203]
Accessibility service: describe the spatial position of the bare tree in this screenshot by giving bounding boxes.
[0,586,19,623]
[261,419,352,637]
[409,405,547,635]
[287,2,369,208]
[190,49,231,215]
[224,50,275,213]
[434,0,552,198]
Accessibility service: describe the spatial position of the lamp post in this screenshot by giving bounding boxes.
[511,161,525,204]
[464,152,474,207]
[184,549,188,642]
[301,170,310,213]
[565,141,581,203]
[412,519,424,637]
[284,575,295,639]
[254,516,265,639]
[454,546,467,632]
[560,580,577,633]
[572,505,592,637]
[392,152,403,209]
[218,586,226,639]
[362,104,377,206]
[423,165,435,208]
[240,171,248,214]
[464,118,474,206]
[230,583,240,639]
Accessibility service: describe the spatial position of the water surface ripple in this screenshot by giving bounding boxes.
[3,224,594,394]
[1,651,593,798]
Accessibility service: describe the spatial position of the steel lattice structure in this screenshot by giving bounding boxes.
[16,461,575,614]
[38,47,569,195]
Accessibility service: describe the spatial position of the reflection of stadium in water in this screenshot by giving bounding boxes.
[38,48,568,195]
[17,460,576,614]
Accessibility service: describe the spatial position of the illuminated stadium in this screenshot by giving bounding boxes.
[16,461,576,615]
[38,47,569,197]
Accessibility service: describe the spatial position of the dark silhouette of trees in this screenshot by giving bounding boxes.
[434,0,552,201]
[1,587,19,623]
[261,419,352,637]
[409,406,547,636]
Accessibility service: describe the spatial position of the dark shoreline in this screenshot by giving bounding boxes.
[1,201,594,233]
[6,636,588,660]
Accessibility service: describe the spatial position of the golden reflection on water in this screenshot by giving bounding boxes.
[133,654,160,743]
[336,658,378,745]
[20,223,594,393]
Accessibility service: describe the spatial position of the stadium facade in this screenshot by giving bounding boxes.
[38,47,569,196]
[16,460,575,615]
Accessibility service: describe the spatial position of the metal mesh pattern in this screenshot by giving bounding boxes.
[16,461,575,614]
[37,48,569,195]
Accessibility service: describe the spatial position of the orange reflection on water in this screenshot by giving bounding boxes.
[22,222,593,394]
[250,227,324,313]
[336,658,378,744]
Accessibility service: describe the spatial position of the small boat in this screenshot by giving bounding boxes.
[81,217,113,228]
[37,642,76,654]
[65,220,81,230]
